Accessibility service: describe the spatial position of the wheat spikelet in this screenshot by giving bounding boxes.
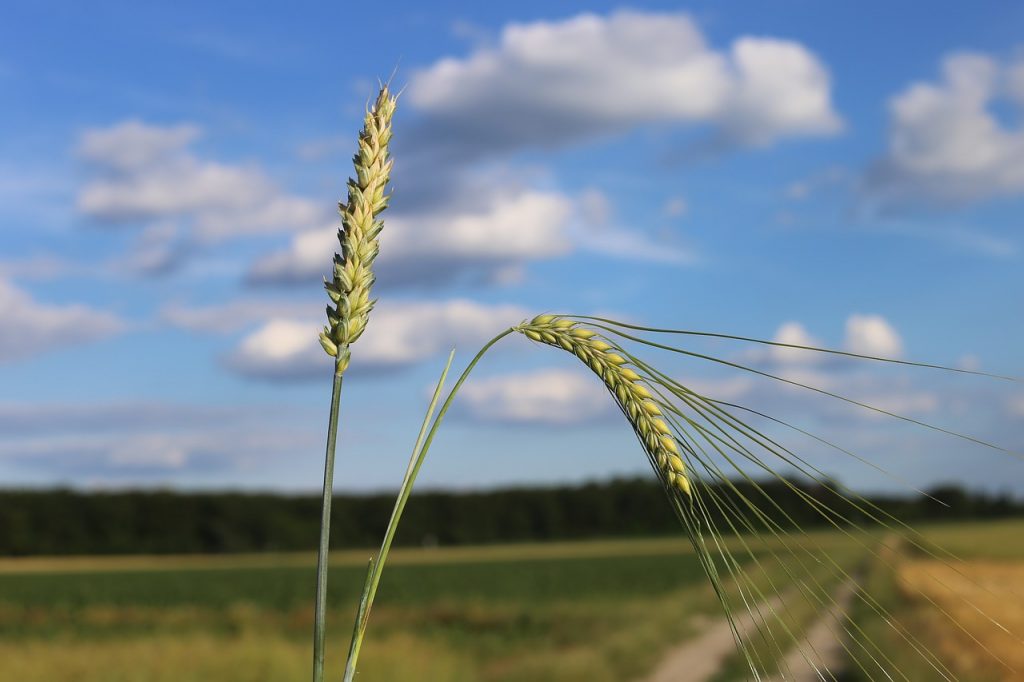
[319,86,397,374]
[516,314,691,497]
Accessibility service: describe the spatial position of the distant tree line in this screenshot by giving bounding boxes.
[0,478,1019,556]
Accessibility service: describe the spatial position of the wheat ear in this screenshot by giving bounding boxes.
[516,315,692,497]
[319,85,397,374]
[312,84,397,682]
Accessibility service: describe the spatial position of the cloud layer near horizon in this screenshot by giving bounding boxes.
[0,278,123,364]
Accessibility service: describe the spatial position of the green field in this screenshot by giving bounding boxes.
[0,536,740,681]
[0,523,1020,681]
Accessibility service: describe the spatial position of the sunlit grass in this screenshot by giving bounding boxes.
[0,632,477,682]
[0,533,854,681]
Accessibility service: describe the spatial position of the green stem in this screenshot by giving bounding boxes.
[342,330,513,681]
[313,366,344,682]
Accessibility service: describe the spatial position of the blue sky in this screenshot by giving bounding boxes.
[1,1,1022,495]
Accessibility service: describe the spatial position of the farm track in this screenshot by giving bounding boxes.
[764,580,856,681]
[638,595,785,682]
[641,580,856,682]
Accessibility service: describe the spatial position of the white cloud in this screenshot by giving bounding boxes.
[77,120,325,241]
[0,278,123,363]
[770,321,825,365]
[227,319,325,379]
[78,121,201,171]
[249,184,691,287]
[249,186,572,286]
[720,37,843,144]
[385,189,572,262]
[245,228,336,284]
[864,52,1024,206]
[744,315,905,373]
[844,314,903,358]
[406,10,841,162]
[722,314,943,425]
[226,299,529,380]
[458,368,611,425]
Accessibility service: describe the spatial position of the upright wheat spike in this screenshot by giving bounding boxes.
[312,84,397,682]
[319,85,397,375]
[516,314,692,497]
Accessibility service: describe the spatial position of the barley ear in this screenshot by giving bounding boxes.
[322,85,397,374]
[516,315,692,498]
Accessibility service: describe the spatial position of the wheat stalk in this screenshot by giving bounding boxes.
[311,84,396,682]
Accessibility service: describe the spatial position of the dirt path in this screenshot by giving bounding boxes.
[638,596,783,682]
[639,581,857,682]
[764,580,857,682]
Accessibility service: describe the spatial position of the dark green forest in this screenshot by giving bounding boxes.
[0,478,1019,556]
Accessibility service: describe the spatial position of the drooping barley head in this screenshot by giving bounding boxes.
[516,314,691,497]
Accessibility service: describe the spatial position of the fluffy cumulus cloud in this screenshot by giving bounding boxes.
[754,315,904,369]
[249,184,692,287]
[77,120,326,243]
[0,278,123,363]
[729,314,927,421]
[457,368,612,425]
[78,121,201,171]
[865,52,1024,207]
[694,366,938,427]
[844,314,903,358]
[250,186,574,287]
[406,10,841,163]
[224,299,529,380]
[767,321,826,365]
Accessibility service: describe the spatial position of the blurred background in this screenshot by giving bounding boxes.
[1,1,1022,680]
